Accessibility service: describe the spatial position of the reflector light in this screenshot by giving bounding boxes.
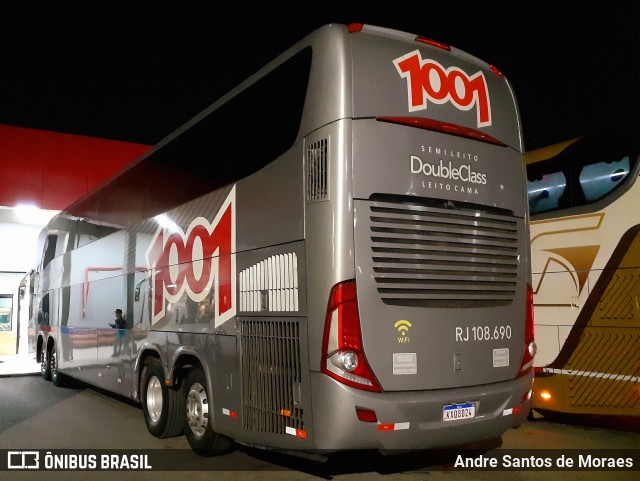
[376,116,506,146]
[415,36,451,51]
[356,408,378,423]
[348,23,365,33]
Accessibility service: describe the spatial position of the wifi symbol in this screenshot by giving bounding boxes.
[394,320,412,336]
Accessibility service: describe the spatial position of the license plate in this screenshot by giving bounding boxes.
[443,402,476,422]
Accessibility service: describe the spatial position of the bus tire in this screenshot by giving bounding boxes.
[40,343,51,381]
[184,366,233,456]
[141,358,183,438]
[50,344,67,387]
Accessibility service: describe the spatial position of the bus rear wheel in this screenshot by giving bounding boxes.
[140,358,183,438]
[183,366,233,456]
[40,343,51,381]
[50,344,62,386]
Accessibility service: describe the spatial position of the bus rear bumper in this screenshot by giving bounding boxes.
[309,372,533,452]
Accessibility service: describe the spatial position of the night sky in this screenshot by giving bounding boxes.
[0,1,637,152]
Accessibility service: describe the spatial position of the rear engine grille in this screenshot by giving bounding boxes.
[239,319,304,434]
[369,198,520,306]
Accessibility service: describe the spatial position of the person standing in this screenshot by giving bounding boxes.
[110,308,126,356]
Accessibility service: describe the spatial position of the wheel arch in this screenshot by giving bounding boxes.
[133,347,165,402]
[170,348,211,394]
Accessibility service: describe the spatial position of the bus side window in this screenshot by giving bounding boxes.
[579,156,630,202]
[42,235,57,269]
[527,171,566,214]
[38,293,50,326]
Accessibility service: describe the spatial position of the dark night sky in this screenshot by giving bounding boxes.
[0,1,637,152]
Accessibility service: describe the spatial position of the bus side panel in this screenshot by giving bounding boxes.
[533,224,640,416]
[207,334,240,438]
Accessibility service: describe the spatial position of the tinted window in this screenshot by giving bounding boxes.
[579,156,630,202]
[527,134,638,214]
[66,47,313,230]
[527,171,566,214]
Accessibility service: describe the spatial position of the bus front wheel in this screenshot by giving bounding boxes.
[140,358,183,438]
[183,366,233,456]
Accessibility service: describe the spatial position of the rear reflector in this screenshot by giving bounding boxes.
[356,407,378,422]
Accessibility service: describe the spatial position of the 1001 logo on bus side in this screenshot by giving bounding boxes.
[145,186,237,327]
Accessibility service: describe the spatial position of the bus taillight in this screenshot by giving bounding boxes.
[518,283,537,376]
[321,280,382,392]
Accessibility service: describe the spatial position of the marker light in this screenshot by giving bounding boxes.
[490,64,504,76]
[540,391,552,400]
[415,36,451,51]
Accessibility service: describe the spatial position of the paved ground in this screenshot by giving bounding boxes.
[0,375,638,481]
[0,354,39,377]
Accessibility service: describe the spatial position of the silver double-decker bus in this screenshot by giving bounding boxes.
[34,23,534,457]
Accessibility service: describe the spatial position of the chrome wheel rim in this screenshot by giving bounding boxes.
[50,348,57,378]
[186,382,209,438]
[40,348,47,374]
[146,376,163,423]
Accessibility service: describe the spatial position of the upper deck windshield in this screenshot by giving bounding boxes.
[526,134,640,215]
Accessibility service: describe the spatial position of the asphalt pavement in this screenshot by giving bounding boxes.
[0,375,638,481]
